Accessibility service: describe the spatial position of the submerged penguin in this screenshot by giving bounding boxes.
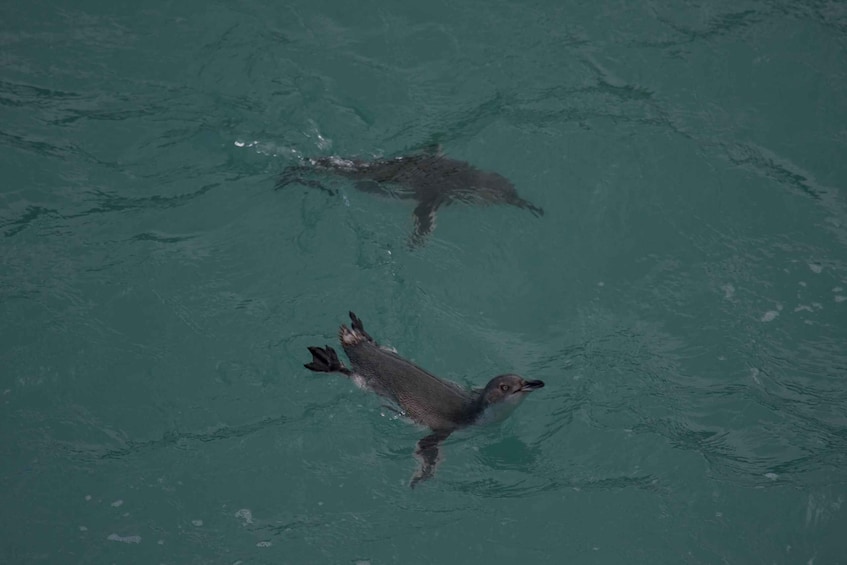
[304,311,545,487]
[277,146,544,246]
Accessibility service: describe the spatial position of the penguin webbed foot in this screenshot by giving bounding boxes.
[410,430,451,489]
[304,345,350,375]
[348,311,376,343]
[276,166,337,195]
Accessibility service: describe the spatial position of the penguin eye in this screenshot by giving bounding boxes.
[499,384,510,392]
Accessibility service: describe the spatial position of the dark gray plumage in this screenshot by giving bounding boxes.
[278,147,543,246]
[304,311,545,487]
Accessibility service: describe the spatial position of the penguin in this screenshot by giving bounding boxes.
[304,311,545,487]
[277,146,543,246]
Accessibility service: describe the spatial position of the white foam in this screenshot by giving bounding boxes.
[327,156,356,169]
[233,139,300,158]
[111,499,124,507]
[350,374,369,390]
[315,133,331,150]
[107,534,141,544]
[305,121,332,151]
[761,310,779,322]
[235,508,253,525]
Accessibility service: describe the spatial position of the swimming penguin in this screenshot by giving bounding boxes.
[304,311,545,487]
[277,146,544,246]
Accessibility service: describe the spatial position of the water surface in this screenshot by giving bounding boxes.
[2,0,846,563]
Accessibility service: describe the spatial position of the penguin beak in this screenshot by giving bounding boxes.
[520,379,545,392]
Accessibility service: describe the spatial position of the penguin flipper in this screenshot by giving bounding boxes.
[409,199,439,247]
[510,196,544,217]
[410,429,452,488]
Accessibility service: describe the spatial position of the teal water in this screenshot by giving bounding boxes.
[2,0,846,563]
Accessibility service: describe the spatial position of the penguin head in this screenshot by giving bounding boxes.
[469,171,516,201]
[476,374,544,422]
[467,172,544,217]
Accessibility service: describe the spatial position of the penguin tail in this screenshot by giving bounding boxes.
[304,345,351,375]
